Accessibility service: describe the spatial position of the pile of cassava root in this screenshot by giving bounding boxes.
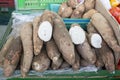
[1,0,120,78]
[58,0,96,18]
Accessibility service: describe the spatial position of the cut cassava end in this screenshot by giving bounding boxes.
[88,33,102,48]
[38,21,53,42]
[69,24,86,45]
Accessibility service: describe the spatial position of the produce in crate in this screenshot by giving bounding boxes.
[35,10,76,65]
[32,47,50,72]
[72,50,81,70]
[82,9,98,18]
[61,7,73,18]
[33,16,43,55]
[80,58,92,67]
[69,23,96,64]
[84,0,96,11]
[87,23,115,72]
[76,38,96,64]
[58,2,73,18]
[87,23,97,33]
[58,2,68,16]
[46,39,63,70]
[91,13,120,53]
[96,42,115,72]
[67,0,80,8]
[3,37,22,77]
[0,37,14,67]
[69,23,86,45]
[60,61,71,69]
[71,4,85,18]
[51,57,63,70]
[53,17,75,65]
[95,51,104,69]
[20,22,33,77]
[87,24,102,49]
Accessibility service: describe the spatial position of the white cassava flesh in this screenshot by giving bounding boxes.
[69,26,86,45]
[91,33,102,48]
[38,21,52,42]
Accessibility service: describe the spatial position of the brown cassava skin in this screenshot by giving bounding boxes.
[60,61,71,69]
[80,59,92,67]
[61,7,73,18]
[88,22,120,65]
[87,23,115,71]
[84,0,96,12]
[40,10,76,65]
[71,4,85,18]
[32,47,50,72]
[46,39,63,70]
[53,17,75,65]
[51,57,63,70]
[3,37,22,77]
[95,49,104,68]
[20,22,33,77]
[87,22,115,71]
[0,37,14,67]
[91,13,120,53]
[96,41,115,72]
[33,16,43,55]
[87,23,97,33]
[40,13,53,25]
[58,2,68,16]
[72,51,80,70]
[67,0,78,8]
[82,9,98,18]
[76,39,96,64]
[114,52,120,65]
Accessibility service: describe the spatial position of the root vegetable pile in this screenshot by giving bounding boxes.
[0,0,120,77]
[58,0,96,18]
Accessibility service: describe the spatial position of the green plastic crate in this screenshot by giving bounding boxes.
[7,70,120,80]
[15,0,68,10]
